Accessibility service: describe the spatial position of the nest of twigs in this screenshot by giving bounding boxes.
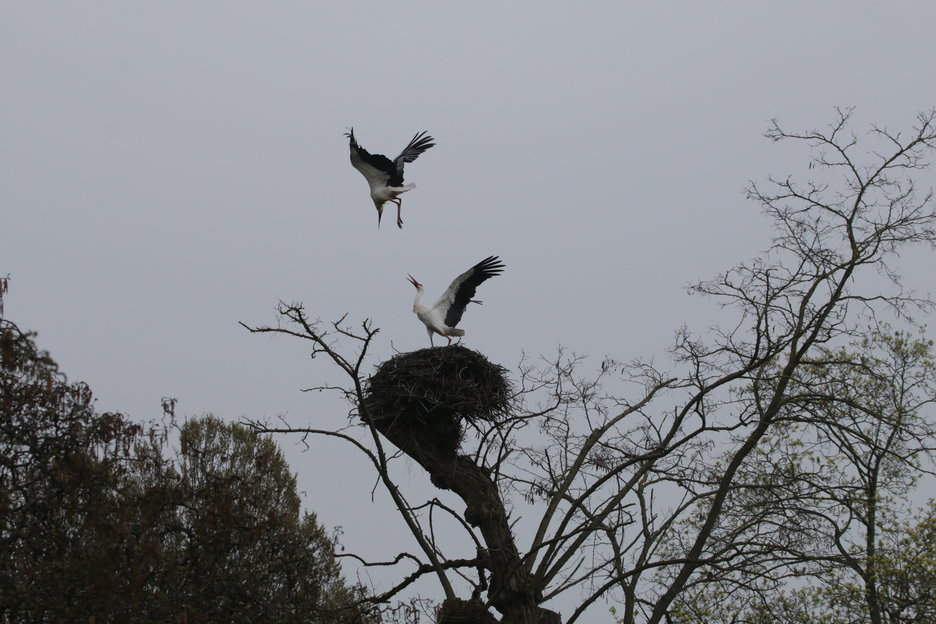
[362,345,511,455]
[437,598,497,624]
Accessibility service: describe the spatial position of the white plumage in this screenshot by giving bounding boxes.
[345,128,435,228]
[407,256,505,346]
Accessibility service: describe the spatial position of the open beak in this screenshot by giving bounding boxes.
[406,274,420,288]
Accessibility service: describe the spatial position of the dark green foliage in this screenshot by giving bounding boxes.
[0,319,369,624]
[1,320,145,620]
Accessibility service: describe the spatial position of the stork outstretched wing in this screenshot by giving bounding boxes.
[392,131,436,185]
[433,256,506,328]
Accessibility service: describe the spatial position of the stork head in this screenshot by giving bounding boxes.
[406,274,422,290]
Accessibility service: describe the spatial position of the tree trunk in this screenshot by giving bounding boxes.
[372,417,560,624]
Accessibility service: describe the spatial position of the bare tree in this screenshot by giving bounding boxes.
[665,328,936,623]
[243,108,936,624]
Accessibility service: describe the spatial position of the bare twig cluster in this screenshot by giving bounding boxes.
[243,110,936,624]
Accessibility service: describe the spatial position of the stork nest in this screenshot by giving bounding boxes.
[362,345,512,455]
[437,598,497,624]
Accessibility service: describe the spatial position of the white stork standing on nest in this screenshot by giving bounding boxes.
[344,128,436,228]
[407,256,505,347]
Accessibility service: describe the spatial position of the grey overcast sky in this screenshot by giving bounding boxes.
[3,1,936,619]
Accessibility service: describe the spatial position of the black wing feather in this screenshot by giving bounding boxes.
[345,127,396,176]
[391,131,435,186]
[444,256,505,327]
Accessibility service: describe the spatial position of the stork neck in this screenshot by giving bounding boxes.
[412,288,425,312]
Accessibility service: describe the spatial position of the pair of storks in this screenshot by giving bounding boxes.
[345,129,503,347]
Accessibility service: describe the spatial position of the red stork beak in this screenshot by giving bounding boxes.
[377,205,384,229]
[406,274,421,289]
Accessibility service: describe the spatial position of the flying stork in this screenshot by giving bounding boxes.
[407,256,505,347]
[344,128,436,229]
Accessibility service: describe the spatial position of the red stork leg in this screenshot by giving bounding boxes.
[392,199,403,229]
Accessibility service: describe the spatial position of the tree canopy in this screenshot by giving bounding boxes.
[0,318,369,623]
